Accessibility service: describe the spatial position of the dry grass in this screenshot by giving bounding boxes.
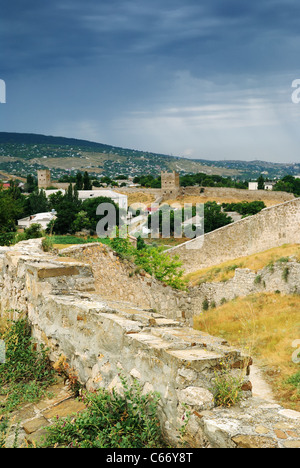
[194,293,300,411]
[53,244,78,250]
[116,191,156,206]
[171,195,293,208]
[185,244,300,286]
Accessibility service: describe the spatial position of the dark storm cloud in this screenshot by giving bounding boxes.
[1,0,300,77]
[1,0,300,162]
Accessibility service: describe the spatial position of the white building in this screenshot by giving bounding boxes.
[18,211,57,230]
[44,189,128,211]
[264,182,276,191]
[248,182,258,191]
[77,190,128,211]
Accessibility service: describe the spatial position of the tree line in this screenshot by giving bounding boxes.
[0,179,121,246]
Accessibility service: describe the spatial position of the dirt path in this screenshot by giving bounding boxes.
[251,363,276,402]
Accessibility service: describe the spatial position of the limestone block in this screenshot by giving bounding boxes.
[177,387,214,411]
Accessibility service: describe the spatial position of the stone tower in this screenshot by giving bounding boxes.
[37,169,51,189]
[161,171,180,199]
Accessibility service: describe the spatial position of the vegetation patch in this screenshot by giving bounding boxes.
[0,315,56,415]
[185,244,300,286]
[41,376,165,449]
[194,293,300,411]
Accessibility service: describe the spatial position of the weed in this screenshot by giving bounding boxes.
[41,376,165,448]
[0,315,56,414]
[211,359,244,408]
[282,267,290,283]
[254,275,262,284]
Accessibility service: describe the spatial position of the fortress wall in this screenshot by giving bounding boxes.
[1,239,299,447]
[61,243,300,324]
[179,186,295,203]
[169,198,300,274]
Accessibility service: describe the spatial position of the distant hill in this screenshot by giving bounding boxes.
[0,132,298,181]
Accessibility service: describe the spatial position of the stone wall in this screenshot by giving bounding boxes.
[179,186,295,203]
[169,198,300,274]
[61,243,300,325]
[0,239,299,448]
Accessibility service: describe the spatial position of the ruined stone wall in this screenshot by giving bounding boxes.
[179,186,295,203]
[0,239,299,448]
[169,198,300,274]
[61,243,300,325]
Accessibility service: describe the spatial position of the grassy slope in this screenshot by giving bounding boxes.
[194,293,300,411]
[185,244,300,286]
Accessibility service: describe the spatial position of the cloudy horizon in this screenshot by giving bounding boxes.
[1,1,300,163]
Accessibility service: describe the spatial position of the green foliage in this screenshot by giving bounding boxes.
[83,171,92,190]
[42,236,54,252]
[0,188,25,244]
[148,202,232,238]
[254,275,262,285]
[203,202,232,233]
[24,223,43,239]
[50,235,111,245]
[110,235,186,290]
[202,299,209,311]
[257,175,265,190]
[273,175,300,196]
[180,173,248,189]
[23,189,49,216]
[133,175,161,188]
[0,316,56,413]
[211,361,244,408]
[286,371,300,395]
[282,267,290,283]
[222,201,266,216]
[42,376,164,449]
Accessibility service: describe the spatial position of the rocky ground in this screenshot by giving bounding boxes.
[2,377,86,448]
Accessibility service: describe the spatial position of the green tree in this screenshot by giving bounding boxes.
[0,189,25,245]
[83,171,92,190]
[71,211,91,233]
[25,174,38,193]
[24,189,49,216]
[203,202,233,233]
[257,175,265,190]
[82,196,120,234]
[75,172,83,190]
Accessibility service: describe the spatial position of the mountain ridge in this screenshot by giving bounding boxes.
[0,132,299,180]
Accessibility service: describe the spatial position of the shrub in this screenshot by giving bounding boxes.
[42,236,54,252]
[202,299,209,311]
[42,376,165,448]
[282,267,290,283]
[23,223,43,239]
[110,235,187,290]
[0,315,56,413]
[211,360,244,408]
[254,275,262,285]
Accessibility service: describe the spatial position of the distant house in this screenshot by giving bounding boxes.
[77,190,128,211]
[248,182,258,191]
[264,181,276,191]
[44,188,128,211]
[18,211,57,230]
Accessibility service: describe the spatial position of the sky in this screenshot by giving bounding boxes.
[1,0,300,163]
